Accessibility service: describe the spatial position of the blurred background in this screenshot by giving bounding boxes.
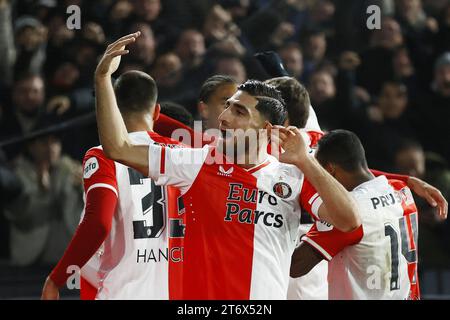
[0,0,449,299]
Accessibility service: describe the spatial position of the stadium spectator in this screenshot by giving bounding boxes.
[4,120,83,267]
[278,42,304,80]
[0,149,22,260]
[0,73,46,142]
[415,52,450,163]
[393,141,450,270]
[214,54,247,84]
[301,29,328,82]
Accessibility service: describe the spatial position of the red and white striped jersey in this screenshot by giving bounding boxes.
[147,143,321,299]
[303,176,420,300]
[80,131,185,300]
[287,129,328,300]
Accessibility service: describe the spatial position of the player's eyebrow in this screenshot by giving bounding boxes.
[233,102,249,113]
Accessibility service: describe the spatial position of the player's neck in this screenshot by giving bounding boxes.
[123,112,154,133]
[347,169,376,191]
[237,146,269,169]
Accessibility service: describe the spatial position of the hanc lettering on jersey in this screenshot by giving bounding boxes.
[136,247,184,263]
[223,183,284,228]
[83,157,99,179]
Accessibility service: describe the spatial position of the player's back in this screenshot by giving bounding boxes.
[328,176,419,300]
[81,131,185,299]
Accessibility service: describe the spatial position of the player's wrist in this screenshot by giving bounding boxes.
[294,152,313,170]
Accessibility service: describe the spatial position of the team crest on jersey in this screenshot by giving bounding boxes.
[218,165,234,177]
[273,182,292,199]
[83,157,99,179]
[398,187,414,206]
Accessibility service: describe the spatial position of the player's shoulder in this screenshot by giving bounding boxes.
[84,146,107,162]
[351,175,391,199]
[265,155,305,183]
[387,178,409,191]
[145,131,183,147]
[83,146,116,180]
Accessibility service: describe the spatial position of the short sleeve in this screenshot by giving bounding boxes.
[82,148,118,197]
[302,221,364,261]
[299,178,323,221]
[148,144,209,193]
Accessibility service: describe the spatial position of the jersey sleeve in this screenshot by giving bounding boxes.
[148,144,209,193]
[82,148,118,197]
[299,177,323,221]
[302,221,364,261]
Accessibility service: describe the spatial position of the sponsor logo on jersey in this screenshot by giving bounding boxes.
[83,157,99,179]
[224,183,284,228]
[273,182,292,199]
[316,220,333,232]
[218,165,234,177]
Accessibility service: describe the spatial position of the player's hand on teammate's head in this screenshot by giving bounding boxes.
[95,31,141,79]
[407,177,448,220]
[41,276,60,300]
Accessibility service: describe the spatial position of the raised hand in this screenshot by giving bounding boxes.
[95,31,141,79]
[271,125,310,167]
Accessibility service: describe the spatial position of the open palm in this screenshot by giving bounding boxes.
[95,31,141,78]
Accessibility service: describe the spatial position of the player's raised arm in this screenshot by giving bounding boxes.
[94,32,149,174]
[276,126,361,232]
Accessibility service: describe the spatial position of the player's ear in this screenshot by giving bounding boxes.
[198,101,208,119]
[153,103,161,121]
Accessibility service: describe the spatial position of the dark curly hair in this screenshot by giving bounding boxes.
[238,80,287,125]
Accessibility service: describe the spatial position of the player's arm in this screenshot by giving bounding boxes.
[290,221,364,278]
[41,188,117,300]
[371,169,447,219]
[94,32,148,175]
[275,126,360,232]
[41,151,118,300]
[290,242,324,278]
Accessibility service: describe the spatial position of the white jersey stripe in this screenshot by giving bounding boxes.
[86,183,118,197]
[302,237,332,261]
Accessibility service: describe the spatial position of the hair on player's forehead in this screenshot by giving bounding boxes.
[316,130,368,172]
[237,79,287,125]
[265,77,310,128]
[114,70,158,114]
[199,75,237,103]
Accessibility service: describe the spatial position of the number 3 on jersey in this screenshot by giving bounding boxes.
[128,168,166,239]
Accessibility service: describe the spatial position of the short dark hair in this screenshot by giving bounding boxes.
[265,77,310,128]
[238,79,287,125]
[160,101,194,128]
[199,75,237,103]
[113,71,158,113]
[316,130,368,172]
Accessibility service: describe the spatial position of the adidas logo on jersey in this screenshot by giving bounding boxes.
[218,165,234,177]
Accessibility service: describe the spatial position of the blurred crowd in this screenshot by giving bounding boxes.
[0,0,449,289]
